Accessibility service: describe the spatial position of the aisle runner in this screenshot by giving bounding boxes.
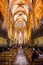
[14,48,29,65]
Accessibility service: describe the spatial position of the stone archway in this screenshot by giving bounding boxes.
[14,21,27,44]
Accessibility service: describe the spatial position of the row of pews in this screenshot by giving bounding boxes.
[0,45,18,65]
[24,48,43,65]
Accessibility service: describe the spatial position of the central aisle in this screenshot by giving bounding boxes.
[14,47,29,65]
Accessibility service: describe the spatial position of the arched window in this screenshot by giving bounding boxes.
[0,12,4,28]
[41,17,43,25]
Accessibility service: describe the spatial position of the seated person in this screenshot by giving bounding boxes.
[31,50,39,62]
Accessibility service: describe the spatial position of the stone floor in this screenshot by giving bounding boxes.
[14,47,29,65]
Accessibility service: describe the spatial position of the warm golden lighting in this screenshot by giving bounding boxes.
[0,0,43,44]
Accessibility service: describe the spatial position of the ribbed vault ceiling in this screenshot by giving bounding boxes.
[0,0,43,40]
